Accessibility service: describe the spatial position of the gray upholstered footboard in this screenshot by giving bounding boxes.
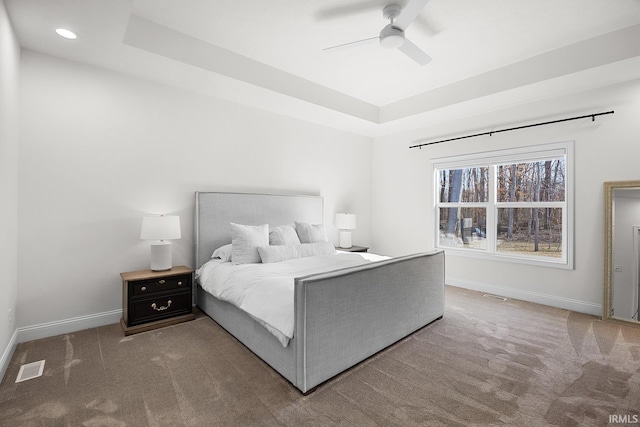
[197,250,444,394]
[293,250,445,393]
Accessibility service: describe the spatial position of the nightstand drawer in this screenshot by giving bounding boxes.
[129,291,192,326]
[132,274,190,296]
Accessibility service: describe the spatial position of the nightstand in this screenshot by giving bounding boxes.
[336,245,369,253]
[120,266,195,335]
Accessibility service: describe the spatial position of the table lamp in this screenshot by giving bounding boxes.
[335,213,357,248]
[140,215,181,271]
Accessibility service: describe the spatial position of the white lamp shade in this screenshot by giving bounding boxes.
[140,215,181,240]
[335,213,357,230]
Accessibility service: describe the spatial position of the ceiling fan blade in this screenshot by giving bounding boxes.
[315,2,380,21]
[397,38,432,65]
[394,0,431,31]
[323,36,379,52]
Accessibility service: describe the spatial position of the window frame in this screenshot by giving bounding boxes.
[431,141,574,270]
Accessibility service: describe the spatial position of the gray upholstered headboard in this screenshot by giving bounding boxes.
[194,192,324,270]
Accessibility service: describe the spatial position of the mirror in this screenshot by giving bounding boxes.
[604,181,640,326]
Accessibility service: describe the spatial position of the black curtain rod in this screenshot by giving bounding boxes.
[409,110,615,149]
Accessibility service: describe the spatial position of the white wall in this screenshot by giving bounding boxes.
[17,50,372,333]
[0,0,20,379]
[372,78,640,315]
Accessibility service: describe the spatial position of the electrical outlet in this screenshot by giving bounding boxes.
[8,309,12,326]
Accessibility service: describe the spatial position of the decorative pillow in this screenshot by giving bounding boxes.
[295,221,329,243]
[258,242,336,264]
[211,244,233,262]
[230,223,269,264]
[269,224,301,246]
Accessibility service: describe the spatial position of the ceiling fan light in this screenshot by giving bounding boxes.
[380,33,404,48]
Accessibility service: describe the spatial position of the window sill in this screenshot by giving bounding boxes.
[438,246,574,270]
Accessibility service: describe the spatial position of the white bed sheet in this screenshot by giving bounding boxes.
[197,251,388,346]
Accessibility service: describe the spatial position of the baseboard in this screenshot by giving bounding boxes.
[447,278,602,317]
[0,328,19,384]
[16,309,123,344]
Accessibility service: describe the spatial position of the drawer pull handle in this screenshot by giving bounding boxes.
[151,300,172,311]
[141,286,147,292]
[178,281,182,286]
[158,280,166,285]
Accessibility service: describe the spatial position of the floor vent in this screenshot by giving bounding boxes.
[15,360,45,383]
[483,293,508,301]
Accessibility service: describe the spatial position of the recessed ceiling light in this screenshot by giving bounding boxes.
[55,28,77,40]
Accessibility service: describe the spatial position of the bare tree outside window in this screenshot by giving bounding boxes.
[495,160,565,258]
[438,167,488,250]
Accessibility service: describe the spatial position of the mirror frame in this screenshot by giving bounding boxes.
[604,180,640,326]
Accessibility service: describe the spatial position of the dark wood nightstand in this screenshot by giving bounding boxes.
[120,266,195,335]
[336,245,369,253]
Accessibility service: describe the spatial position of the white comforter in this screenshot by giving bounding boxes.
[197,251,388,347]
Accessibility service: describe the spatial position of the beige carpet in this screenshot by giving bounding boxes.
[1,286,639,426]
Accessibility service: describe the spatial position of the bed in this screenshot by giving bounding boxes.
[194,191,445,393]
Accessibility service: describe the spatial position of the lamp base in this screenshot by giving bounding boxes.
[339,231,353,249]
[150,241,173,271]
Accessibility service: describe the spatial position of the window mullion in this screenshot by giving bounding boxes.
[496,201,566,209]
[487,165,497,254]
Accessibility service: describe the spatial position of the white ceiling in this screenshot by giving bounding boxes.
[5,0,640,137]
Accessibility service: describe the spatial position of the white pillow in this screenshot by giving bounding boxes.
[230,223,269,264]
[211,244,233,262]
[269,223,301,246]
[258,242,336,264]
[295,221,328,243]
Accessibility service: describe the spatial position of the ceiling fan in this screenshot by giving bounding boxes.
[322,0,432,65]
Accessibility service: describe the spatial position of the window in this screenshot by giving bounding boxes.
[432,141,573,269]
